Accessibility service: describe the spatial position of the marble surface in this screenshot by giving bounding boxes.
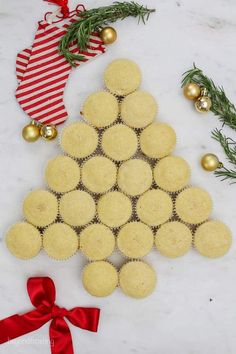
[0,0,236,353]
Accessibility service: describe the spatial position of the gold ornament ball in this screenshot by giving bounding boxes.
[201,153,222,171]
[40,125,58,141]
[195,96,212,113]
[183,82,201,100]
[22,123,40,142]
[100,27,117,44]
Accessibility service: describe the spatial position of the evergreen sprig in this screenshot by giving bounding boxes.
[59,1,155,66]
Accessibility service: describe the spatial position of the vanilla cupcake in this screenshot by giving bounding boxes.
[80,224,115,260]
[45,155,80,193]
[82,156,117,194]
[104,59,141,96]
[119,261,156,299]
[117,222,154,258]
[59,190,96,226]
[97,191,132,228]
[117,159,152,196]
[23,189,58,227]
[136,189,173,226]
[154,156,191,192]
[121,91,157,128]
[43,223,78,260]
[194,220,232,258]
[101,124,138,161]
[82,261,118,297]
[82,91,119,128]
[175,187,212,224]
[155,221,192,258]
[61,122,98,158]
[5,222,42,260]
[140,123,176,159]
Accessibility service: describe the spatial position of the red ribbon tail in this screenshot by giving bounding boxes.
[44,0,70,18]
[50,317,74,354]
[0,310,50,344]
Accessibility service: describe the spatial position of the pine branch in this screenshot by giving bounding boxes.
[59,1,155,66]
[182,64,236,131]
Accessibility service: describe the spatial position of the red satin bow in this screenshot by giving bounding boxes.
[0,277,100,354]
[44,0,70,18]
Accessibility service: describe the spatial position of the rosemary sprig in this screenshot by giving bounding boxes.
[59,1,155,66]
[182,64,236,131]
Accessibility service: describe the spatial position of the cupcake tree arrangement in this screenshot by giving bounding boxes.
[5,59,232,300]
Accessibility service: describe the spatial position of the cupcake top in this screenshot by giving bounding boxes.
[5,222,42,260]
[82,261,118,297]
[140,123,176,159]
[45,155,80,193]
[104,59,142,96]
[120,91,157,128]
[119,261,156,299]
[175,187,212,224]
[83,91,119,128]
[154,156,191,192]
[61,122,98,158]
[23,189,58,227]
[43,223,78,260]
[59,190,96,226]
[155,221,192,258]
[82,156,117,194]
[194,220,232,258]
[80,224,115,261]
[97,191,132,228]
[117,222,154,258]
[101,124,138,161]
[136,189,173,226]
[117,159,153,196]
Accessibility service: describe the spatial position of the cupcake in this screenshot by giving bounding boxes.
[43,223,78,260]
[117,159,152,196]
[175,187,212,224]
[5,222,42,260]
[140,123,176,159]
[23,189,58,227]
[119,261,156,299]
[101,124,138,161]
[154,156,191,192]
[194,220,232,258]
[97,191,132,228]
[80,224,115,260]
[81,156,117,194]
[136,189,173,226]
[61,122,98,158]
[59,190,96,226]
[117,222,154,258]
[82,91,119,128]
[155,221,192,258]
[104,59,141,96]
[120,91,157,128]
[82,261,118,297]
[45,155,80,193]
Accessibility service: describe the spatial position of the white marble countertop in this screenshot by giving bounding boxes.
[0,0,236,353]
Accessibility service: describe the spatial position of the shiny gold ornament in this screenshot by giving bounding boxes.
[40,125,58,141]
[195,96,212,113]
[22,122,40,142]
[100,27,117,44]
[201,153,222,171]
[183,82,201,100]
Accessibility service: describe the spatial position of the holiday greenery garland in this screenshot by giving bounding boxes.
[59,1,155,66]
[182,65,236,183]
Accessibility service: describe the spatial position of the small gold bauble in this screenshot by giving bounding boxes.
[183,82,201,100]
[201,153,222,171]
[22,122,40,142]
[40,125,58,141]
[100,27,117,44]
[195,96,212,113]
